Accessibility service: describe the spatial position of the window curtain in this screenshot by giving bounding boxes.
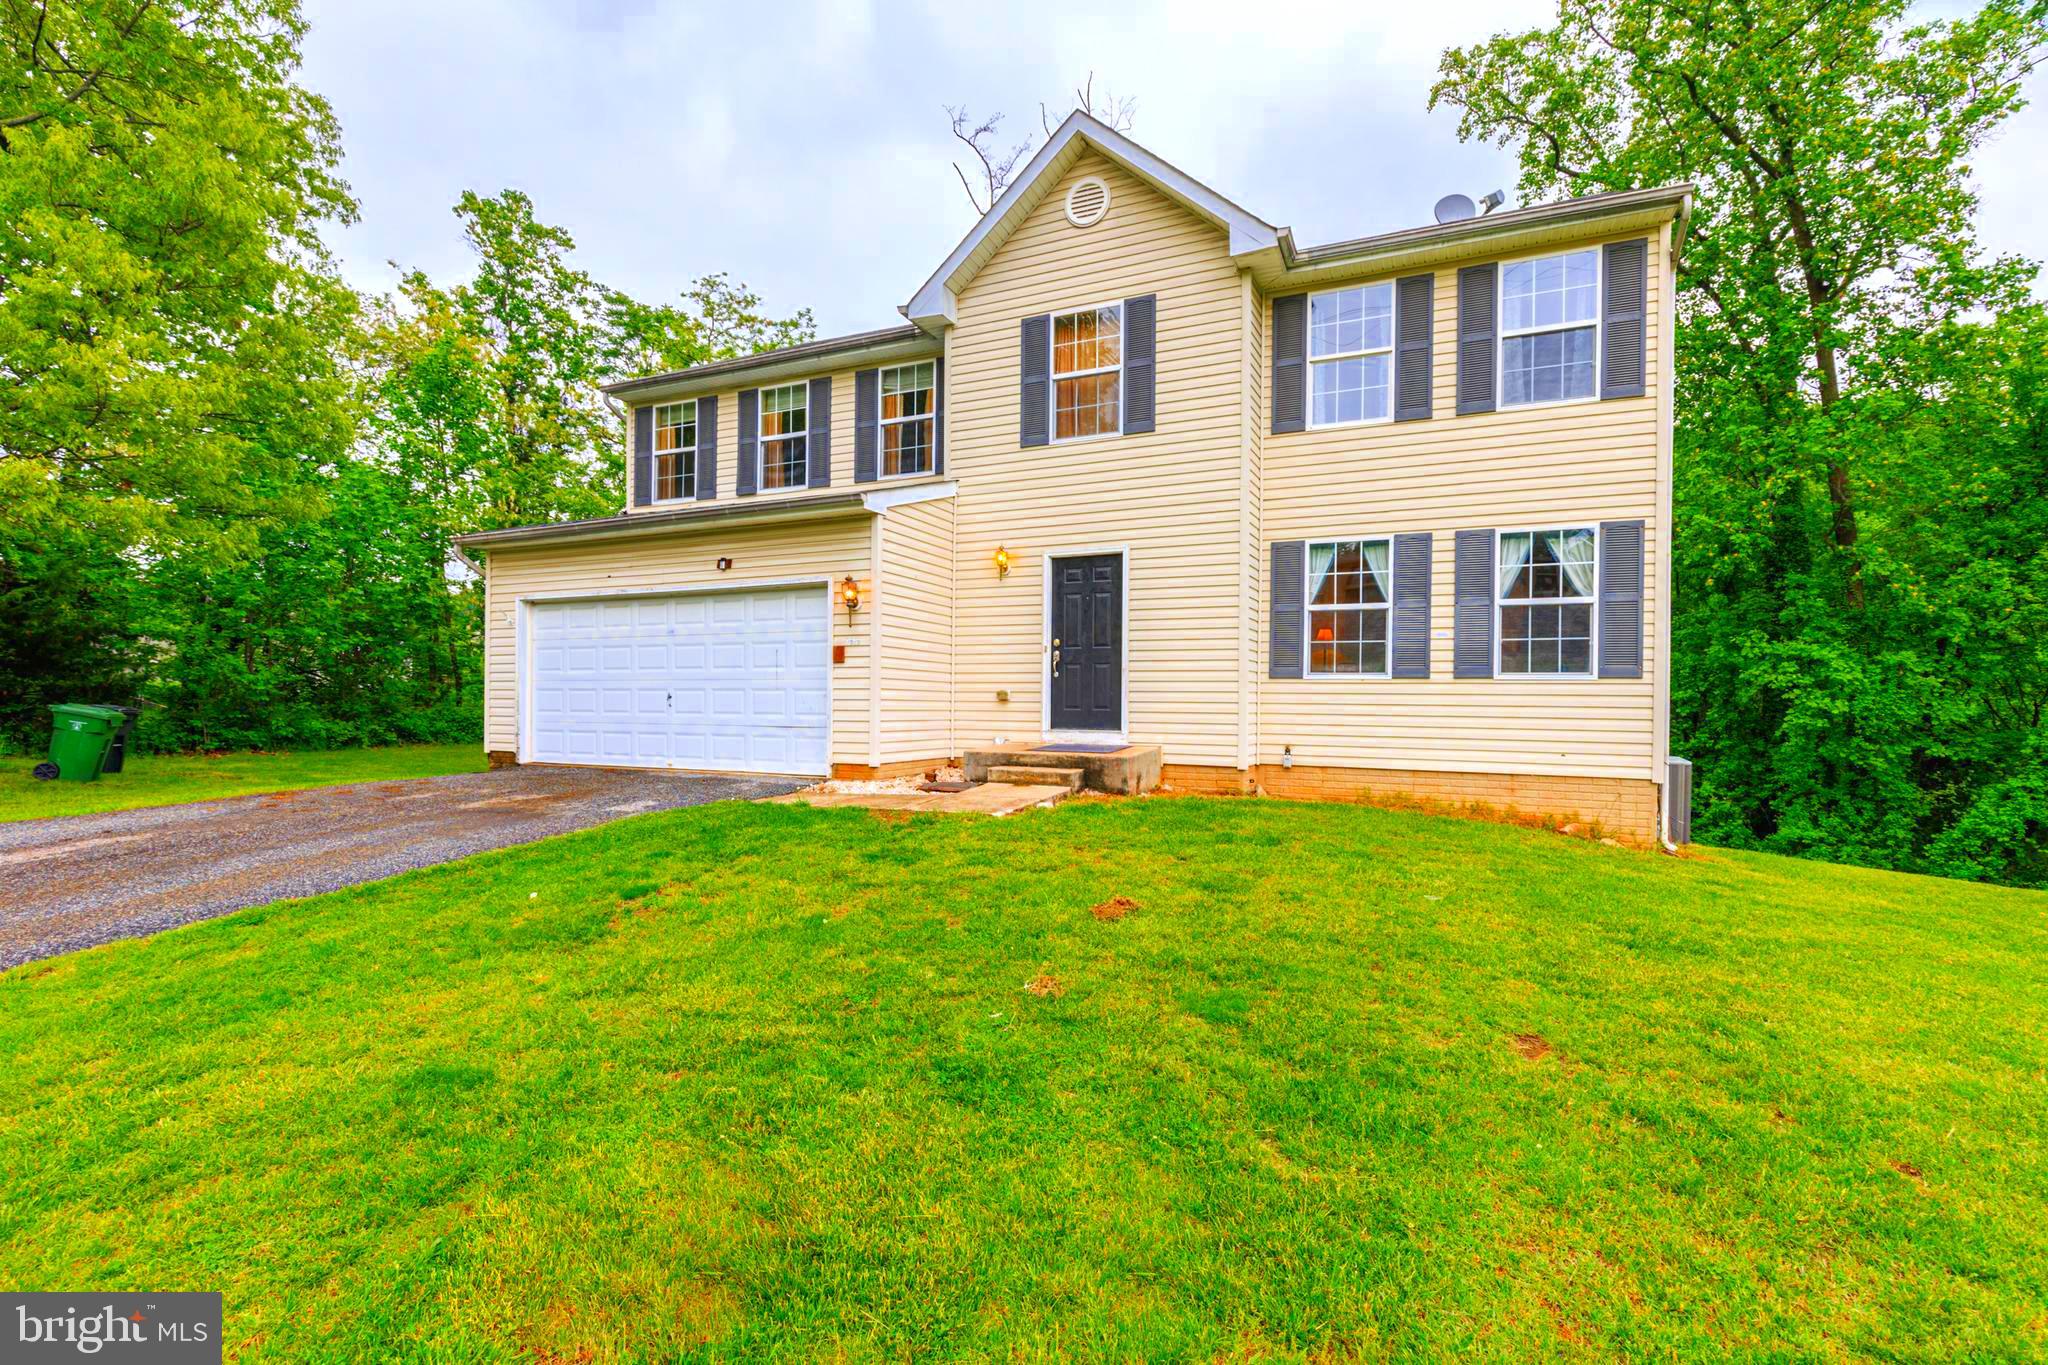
[1555,529,1596,596]
[1308,542,1338,605]
[1497,532,1533,596]
[1362,539,1391,603]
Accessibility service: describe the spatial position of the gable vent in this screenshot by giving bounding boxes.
[1064,176,1111,228]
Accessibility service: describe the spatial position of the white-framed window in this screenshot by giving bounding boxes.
[1498,527,1597,676]
[652,400,695,502]
[1052,303,1121,440]
[881,361,935,476]
[1308,282,1394,427]
[1306,537,1393,677]
[759,382,807,489]
[1499,249,1599,407]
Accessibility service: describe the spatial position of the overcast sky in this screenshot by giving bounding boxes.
[299,0,2044,337]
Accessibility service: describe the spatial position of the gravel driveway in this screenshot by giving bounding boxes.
[0,767,802,968]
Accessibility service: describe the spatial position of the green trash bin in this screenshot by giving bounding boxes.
[46,703,126,782]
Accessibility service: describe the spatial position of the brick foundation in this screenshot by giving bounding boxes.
[1161,762,1661,842]
[486,750,518,770]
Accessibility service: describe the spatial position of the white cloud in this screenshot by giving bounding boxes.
[300,0,2044,334]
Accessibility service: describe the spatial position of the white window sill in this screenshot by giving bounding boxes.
[1303,414,1396,433]
[1496,393,1600,414]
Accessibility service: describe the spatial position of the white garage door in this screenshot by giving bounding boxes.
[527,586,830,775]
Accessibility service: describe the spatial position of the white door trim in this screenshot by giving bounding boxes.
[1040,545,1130,743]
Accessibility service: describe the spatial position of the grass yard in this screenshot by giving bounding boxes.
[0,743,488,822]
[2,798,2043,1360]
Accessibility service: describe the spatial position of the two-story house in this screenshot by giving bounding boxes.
[454,113,1690,842]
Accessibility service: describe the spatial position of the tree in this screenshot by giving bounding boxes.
[1432,0,2048,882]
[0,0,358,744]
[947,72,1136,214]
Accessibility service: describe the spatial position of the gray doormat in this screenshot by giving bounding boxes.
[1034,743,1126,754]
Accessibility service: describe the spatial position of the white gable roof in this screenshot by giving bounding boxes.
[903,111,1282,330]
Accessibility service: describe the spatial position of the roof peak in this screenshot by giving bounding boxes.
[903,111,1282,330]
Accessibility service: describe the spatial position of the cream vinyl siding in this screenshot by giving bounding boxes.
[877,497,957,763]
[479,514,875,767]
[1257,226,1670,780]
[948,153,1248,764]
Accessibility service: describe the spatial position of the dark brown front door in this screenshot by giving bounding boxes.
[1048,554,1123,732]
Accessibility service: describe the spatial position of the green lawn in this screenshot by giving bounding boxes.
[2,799,2043,1360]
[0,743,488,822]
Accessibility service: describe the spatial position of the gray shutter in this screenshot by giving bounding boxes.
[735,388,759,496]
[1394,273,1433,422]
[1453,528,1496,678]
[1271,293,1306,433]
[1390,532,1432,678]
[1019,314,1050,447]
[1598,519,1645,678]
[631,405,652,507]
[1601,238,1648,399]
[853,368,879,483]
[807,376,832,487]
[1122,293,1156,434]
[696,395,718,500]
[932,358,945,475]
[1456,263,1497,415]
[1269,541,1305,680]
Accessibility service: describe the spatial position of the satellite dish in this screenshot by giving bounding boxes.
[1433,193,1477,224]
[1478,189,1507,215]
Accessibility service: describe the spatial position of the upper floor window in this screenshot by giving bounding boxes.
[760,382,807,489]
[652,400,695,502]
[881,361,935,476]
[1306,537,1392,677]
[1053,304,1120,440]
[1500,250,1598,407]
[1498,527,1596,676]
[1308,283,1393,427]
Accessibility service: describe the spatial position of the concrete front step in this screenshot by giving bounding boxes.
[962,743,1162,795]
[988,764,1083,791]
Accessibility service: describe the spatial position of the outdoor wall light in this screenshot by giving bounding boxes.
[840,576,862,614]
[994,546,1011,578]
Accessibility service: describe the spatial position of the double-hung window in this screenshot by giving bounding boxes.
[881,361,935,476]
[1498,527,1596,676]
[1500,249,1599,407]
[1306,537,1392,676]
[1052,304,1120,439]
[759,382,807,489]
[652,400,695,502]
[1308,283,1393,426]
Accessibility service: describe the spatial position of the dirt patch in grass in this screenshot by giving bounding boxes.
[1891,1159,1924,1180]
[1091,895,1138,921]
[1510,1033,1554,1061]
[1023,974,1065,998]
[868,809,913,826]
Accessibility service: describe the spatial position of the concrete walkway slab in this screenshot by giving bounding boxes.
[0,767,800,968]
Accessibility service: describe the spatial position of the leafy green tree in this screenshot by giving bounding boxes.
[1434,0,2048,882]
[0,0,357,742]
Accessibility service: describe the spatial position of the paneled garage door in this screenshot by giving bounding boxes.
[527,586,830,775]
